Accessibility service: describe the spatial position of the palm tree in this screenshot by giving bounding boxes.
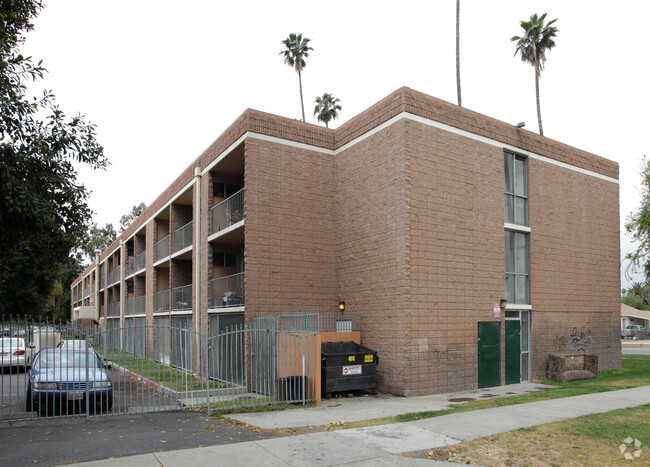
[511,13,558,136]
[280,33,313,122]
[631,282,650,306]
[456,0,461,106]
[313,93,342,128]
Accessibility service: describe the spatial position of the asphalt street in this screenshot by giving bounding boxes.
[0,409,275,466]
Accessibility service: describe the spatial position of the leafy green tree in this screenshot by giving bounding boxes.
[511,13,559,136]
[119,202,147,232]
[313,93,342,128]
[280,33,313,122]
[82,223,117,261]
[0,1,107,316]
[626,157,650,282]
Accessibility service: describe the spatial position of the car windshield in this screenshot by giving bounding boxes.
[0,338,25,350]
[34,349,100,369]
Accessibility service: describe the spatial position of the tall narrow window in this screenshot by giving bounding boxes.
[505,230,529,304]
[505,152,529,304]
[504,152,528,226]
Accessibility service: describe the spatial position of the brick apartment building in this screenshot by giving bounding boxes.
[71,87,621,396]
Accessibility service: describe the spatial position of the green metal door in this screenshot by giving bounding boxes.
[505,320,521,384]
[478,322,500,388]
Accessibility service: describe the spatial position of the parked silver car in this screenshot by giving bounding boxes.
[621,325,650,340]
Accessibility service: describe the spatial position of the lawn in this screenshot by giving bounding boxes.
[100,348,223,392]
[420,404,650,465]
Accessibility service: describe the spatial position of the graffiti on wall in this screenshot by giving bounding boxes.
[553,327,593,353]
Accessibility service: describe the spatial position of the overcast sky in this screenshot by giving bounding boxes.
[21,0,650,287]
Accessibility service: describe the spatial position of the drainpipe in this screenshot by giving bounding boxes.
[194,166,202,373]
[119,240,125,349]
[94,249,101,325]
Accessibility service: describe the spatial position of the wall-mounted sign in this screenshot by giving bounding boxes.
[493,303,501,318]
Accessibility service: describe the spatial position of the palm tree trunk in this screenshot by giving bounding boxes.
[535,67,543,136]
[456,0,461,106]
[298,70,306,122]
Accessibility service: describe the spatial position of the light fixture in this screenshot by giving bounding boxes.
[500,299,507,310]
[516,122,526,128]
[338,301,345,311]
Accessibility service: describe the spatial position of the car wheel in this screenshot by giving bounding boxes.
[102,394,113,411]
[25,388,33,412]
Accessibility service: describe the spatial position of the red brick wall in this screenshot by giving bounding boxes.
[244,137,336,317]
[335,120,412,395]
[408,121,504,395]
[528,159,621,376]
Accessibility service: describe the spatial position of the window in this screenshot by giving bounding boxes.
[504,152,528,225]
[505,230,529,304]
[213,182,242,199]
[213,252,237,268]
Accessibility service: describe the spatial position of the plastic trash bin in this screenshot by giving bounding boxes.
[321,341,378,397]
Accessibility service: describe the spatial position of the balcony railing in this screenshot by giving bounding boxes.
[107,268,121,286]
[210,188,245,235]
[135,251,146,272]
[135,295,146,315]
[172,221,193,254]
[209,272,244,308]
[154,236,170,262]
[125,259,134,277]
[100,304,104,317]
[125,298,134,316]
[172,284,192,311]
[155,289,170,313]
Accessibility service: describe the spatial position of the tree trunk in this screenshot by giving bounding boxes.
[535,67,543,136]
[456,0,461,107]
[298,70,306,122]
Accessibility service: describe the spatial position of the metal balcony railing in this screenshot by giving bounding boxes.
[210,188,245,235]
[125,298,134,316]
[155,290,170,313]
[125,259,134,277]
[209,272,244,308]
[135,251,146,271]
[172,284,192,311]
[154,236,170,262]
[113,301,121,317]
[135,295,146,315]
[172,221,193,254]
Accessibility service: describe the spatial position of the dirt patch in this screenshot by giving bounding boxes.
[448,397,475,402]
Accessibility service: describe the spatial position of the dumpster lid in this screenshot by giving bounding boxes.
[321,341,377,355]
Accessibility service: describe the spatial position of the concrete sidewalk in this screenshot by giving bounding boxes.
[70,384,650,467]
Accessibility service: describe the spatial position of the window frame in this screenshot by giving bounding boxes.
[504,152,528,226]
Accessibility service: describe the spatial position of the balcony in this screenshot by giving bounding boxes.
[135,251,146,272]
[125,259,134,277]
[210,189,244,235]
[126,298,134,316]
[172,284,192,311]
[154,236,170,262]
[172,221,193,254]
[209,272,244,308]
[135,295,146,315]
[155,290,170,313]
[107,301,120,317]
[107,268,121,286]
[100,304,104,317]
